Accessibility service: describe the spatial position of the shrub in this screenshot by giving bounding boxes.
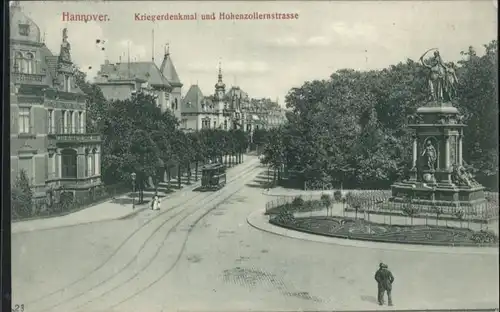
[321,194,332,207]
[60,192,75,211]
[333,190,342,202]
[11,170,34,219]
[273,209,296,224]
[454,208,465,220]
[471,230,499,244]
[291,196,304,207]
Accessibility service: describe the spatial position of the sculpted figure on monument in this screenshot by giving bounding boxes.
[59,28,72,63]
[451,164,480,187]
[419,49,458,102]
[421,139,437,171]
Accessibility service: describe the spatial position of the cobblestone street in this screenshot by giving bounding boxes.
[12,164,499,311]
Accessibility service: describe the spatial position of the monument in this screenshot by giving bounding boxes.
[390,48,486,214]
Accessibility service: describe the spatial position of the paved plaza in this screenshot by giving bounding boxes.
[12,162,499,312]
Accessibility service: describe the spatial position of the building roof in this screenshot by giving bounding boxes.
[97,61,171,88]
[10,2,84,95]
[10,1,41,43]
[182,84,218,114]
[182,84,205,113]
[225,86,249,100]
[159,47,182,87]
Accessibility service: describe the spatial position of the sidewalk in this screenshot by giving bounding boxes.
[247,208,499,255]
[12,182,199,234]
[12,160,255,234]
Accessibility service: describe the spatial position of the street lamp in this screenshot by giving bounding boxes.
[131,172,136,209]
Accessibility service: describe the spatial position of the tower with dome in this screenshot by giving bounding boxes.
[10,1,103,206]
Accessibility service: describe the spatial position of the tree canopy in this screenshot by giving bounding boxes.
[260,41,498,190]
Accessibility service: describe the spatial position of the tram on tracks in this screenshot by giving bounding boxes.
[200,163,227,191]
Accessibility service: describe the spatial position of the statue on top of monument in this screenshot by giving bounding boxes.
[419,48,458,103]
[421,139,437,171]
[59,28,72,63]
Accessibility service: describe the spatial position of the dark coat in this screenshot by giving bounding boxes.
[375,268,395,290]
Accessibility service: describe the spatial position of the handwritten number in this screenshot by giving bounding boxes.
[12,304,25,312]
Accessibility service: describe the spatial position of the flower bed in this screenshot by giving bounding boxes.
[269,213,499,247]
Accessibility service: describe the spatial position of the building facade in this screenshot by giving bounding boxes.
[95,46,182,119]
[181,63,250,131]
[241,98,287,131]
[10,1,102,201]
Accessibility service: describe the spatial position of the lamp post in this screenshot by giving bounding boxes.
[131,172,136,209]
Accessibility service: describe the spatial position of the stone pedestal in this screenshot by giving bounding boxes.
[390,102,487,214]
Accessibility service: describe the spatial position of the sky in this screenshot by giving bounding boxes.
[15,0,498,103]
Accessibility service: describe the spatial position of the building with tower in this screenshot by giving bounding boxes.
[181,62,248,131]
[10,1,102,201]
[95,45,182,119]
[160,45,183,121]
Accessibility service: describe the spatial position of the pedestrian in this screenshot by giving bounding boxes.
[154,195,161,210]
[151,195,157,210]
[374,262,394,306]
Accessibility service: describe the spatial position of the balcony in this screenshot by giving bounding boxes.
[48,133,102,145]
[12,73,46,85]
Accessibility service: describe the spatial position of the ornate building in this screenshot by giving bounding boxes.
[240,98,287,131]
[181,63,248,131]
[95,45,182,119]
[10,1,102,201]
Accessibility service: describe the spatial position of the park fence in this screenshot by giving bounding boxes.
[12,182,130,222]
[265,190,499,227]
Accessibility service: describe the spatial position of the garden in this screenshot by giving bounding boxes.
[266,192,499,247]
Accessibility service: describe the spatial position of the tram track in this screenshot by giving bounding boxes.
[79,166,261,311]
[31,159,260,312]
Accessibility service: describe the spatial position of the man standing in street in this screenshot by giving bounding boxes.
[375,263,394,306]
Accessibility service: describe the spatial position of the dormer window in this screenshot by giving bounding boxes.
[19,24,30,36]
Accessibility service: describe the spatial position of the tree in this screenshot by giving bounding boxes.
[73,69,108,133]
[256,40,498,191]
[129,130,161,203]
[320,194,333,217]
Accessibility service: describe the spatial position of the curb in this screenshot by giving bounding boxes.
[246,208,499,255]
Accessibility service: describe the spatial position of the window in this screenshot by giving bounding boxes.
[64,75,71,92]
[18,107,30,134]
[14,52,23,72]
[74,112,80,133]
[68,111,74,133]
[224,120,227,130]
[213,121,216,128]
[85,149,90,177]
[79,112,84,133]
[175,98,178,110]
[25,52,34,74]
[92,148,97,176]
[47,109,54,134]
[61,110,66,133]
[19,24,30,36]
[61,149,77,178]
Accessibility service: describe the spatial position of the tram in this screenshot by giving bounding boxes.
[200,163,227,191]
